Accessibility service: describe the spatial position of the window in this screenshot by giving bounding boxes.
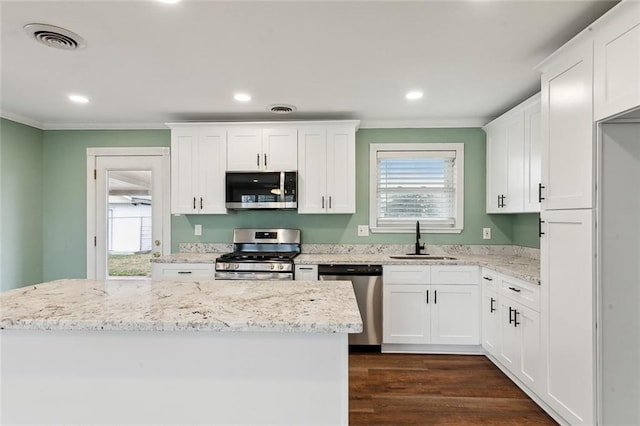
[369,143,464,233]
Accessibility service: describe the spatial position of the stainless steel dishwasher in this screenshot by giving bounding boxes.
[318,264,382,347]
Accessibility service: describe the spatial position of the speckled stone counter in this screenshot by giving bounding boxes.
[153,244,540,285]
[295,253,540,284]
[0,279,363,333]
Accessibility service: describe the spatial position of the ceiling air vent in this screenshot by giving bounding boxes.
[268,104,297,114]
[24,23,86,50]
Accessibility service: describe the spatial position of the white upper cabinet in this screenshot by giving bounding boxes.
[540,40,594,210]
[594,1,640,121]
[297,124,357,214]
[169,125,227,214]
[523,99,542,212]
[226,127,297,171]
[484,94,540,214]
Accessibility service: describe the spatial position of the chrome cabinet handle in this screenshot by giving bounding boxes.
[193,197,196,209]
[200,197,203,210]
[322,196,325,208]
[264,154,267,168]
[329,196,332,209]
[257,153,260,167]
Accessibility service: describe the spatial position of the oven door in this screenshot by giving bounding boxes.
[215,271,294,280]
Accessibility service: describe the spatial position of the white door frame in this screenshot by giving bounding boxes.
[86,147,170,279]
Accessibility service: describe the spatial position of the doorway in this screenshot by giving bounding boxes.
[87,148,170,280]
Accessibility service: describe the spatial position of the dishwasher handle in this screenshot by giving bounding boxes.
[317,264,382,276]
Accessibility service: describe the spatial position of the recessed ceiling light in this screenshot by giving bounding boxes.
[68,94,89,104]
[406,91,423,100]
[158,0,181,4]
[234,93,251,102]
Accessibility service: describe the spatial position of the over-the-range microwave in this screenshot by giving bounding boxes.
[225,171,297,210]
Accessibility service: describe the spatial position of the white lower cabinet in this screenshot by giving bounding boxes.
[294,264,318,280]
[383,284,431,344]
[382,265,479,349]
[481,270,500,357]
[482,268,542,395]
[151,263,215,280]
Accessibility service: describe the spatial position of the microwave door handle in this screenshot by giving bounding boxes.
[280,172,285,201]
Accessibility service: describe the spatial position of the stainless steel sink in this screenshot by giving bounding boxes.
[388,255,457,260]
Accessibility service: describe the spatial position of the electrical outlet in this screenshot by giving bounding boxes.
[194,224,202,236]
[483,227,491,240]
[357,225,369,237]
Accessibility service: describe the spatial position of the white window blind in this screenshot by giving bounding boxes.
[375,150,457,229]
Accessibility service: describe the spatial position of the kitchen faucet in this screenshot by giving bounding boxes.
[414,220,425,255]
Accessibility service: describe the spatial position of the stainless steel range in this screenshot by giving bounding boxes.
[215,228,301,280]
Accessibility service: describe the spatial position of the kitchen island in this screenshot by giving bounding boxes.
[0,279,362,425]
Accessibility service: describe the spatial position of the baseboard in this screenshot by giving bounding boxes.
[381,343,483,355]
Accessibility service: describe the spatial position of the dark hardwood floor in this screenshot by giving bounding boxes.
[349,353,557,425]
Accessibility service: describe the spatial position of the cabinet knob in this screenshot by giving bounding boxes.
[154,240,161,246]
[153,252,160,258]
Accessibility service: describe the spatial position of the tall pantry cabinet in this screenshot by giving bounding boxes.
[537,1,640,424]
[538,36,596,426]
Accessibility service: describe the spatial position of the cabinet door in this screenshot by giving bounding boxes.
[227,128,263,171]
[262,128,298,171]
[523,97,542,212]
[594,1,640,121]
[481,288,500,357]
[541,41,594,210]
[503,114,525,213]
[198,127,227,214]
[297,128,327,213]
[498,299,519,372]
[540,208,595,425]
[170,128,199,214]
[382,284,430,344]
[518,304,541,393]
[485,123,509,213]
[430,285,480,345]
[326,127,356,213]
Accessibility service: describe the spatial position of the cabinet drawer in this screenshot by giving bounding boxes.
[500,274,540,312]
[383,265,430,284]
[481,268,499,291]
[152,263,215,280]
[431,265,479,285]
[295,265,318,281]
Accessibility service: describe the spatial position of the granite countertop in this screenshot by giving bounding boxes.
[294,253,540,284]
[153,249,540,285]
[0,279,363,334]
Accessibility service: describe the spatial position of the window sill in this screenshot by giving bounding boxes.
[369,227,463,234]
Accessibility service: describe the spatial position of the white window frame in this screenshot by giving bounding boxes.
[369,143,464,234]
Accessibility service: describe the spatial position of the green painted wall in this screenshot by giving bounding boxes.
[173,128,515,248]
[42,130,170,281]
[512,213,541,249]
[31,125,536,281]
[0,119,44,290]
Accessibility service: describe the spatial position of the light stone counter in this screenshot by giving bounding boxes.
[0,279,363,333]
[153,246,540,285]
[295,253,540,284]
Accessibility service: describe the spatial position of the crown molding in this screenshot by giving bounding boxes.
[1,112,487,131]
[0,110,44,130]
[359,117,487,129]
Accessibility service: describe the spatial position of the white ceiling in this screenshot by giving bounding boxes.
[0,0,619,130]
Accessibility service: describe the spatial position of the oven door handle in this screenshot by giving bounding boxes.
[214,271,293,280]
